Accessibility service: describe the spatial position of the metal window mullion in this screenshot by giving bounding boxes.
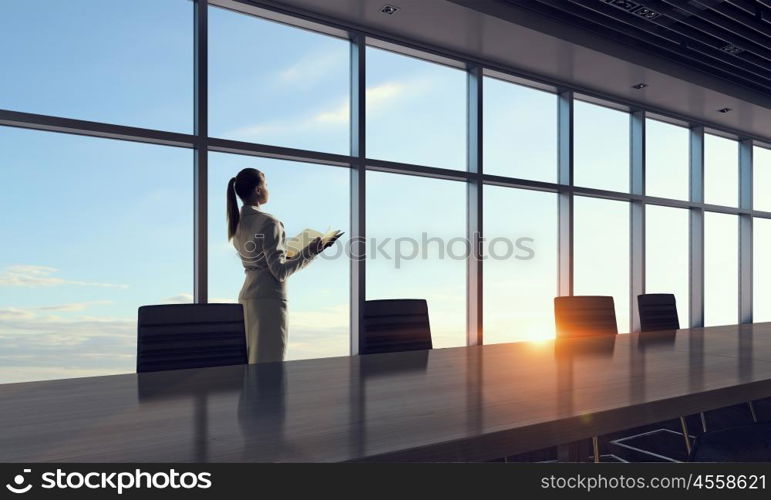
[349,33,366,355]
[739,139,753,324]
[555,89,573,465]
[690,126,705,327]
[0,109,195,148]
[194,0,208,304]
[558,90,574,297]
[467,65,483,347]
[630,110,645,333]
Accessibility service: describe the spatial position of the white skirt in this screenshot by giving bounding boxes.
[240,298,288,364]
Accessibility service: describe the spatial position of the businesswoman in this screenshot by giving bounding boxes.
[227,168,331,363]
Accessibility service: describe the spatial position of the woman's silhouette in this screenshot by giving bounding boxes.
[227,168,335,363]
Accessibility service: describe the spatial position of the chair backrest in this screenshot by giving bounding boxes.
[554,296,618,338]
[637,293,680,332]
[137,303,247,372]
[362,299,433,355]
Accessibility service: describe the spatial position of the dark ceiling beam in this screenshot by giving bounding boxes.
[723,0,763,15]
[539,0,679,45]
[690,0,771,36]
[653,0,771,60]
[552,0,771,85]
[449,0,771,105]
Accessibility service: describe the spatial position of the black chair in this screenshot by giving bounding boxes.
[554,296,618,338]
[361,299,432,355]
[637,293,694,455]
[137,303,247,373]
[553,296,617,462]
[690,423,771,462]
[637,293,680,332]
[636,293,757,442]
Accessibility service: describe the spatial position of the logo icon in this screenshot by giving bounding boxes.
[6,469,32,494]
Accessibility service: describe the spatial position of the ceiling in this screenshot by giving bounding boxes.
[495,0,771,98]
[238,0,771,141]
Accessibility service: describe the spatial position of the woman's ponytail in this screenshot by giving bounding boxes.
[227,177,239,240]
[227,168,265,240]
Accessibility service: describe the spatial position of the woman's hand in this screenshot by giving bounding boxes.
[308,237,325,256]
[309,232,343,256]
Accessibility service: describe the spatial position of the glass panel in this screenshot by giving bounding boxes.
[574,196,630,332]
[704,212,738,326]
[209,7,350,154]
[754,218,771,323]
[483,77,558,182]
[646,119,689,201]
[208,153,350,361]
[0,127,192,384]
[483,186,557,343]
[366,47,466,170]
[704,134,738,207]
[0,0,192,132]
[366,172,466,348]
[754,146,771,212]
[573,101,630,192]
[645,205,689,326]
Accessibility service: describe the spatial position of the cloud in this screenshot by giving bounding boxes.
[0,307,35,321]
[312,101,349,125]
[367,81,407,112]
[36,300,112,312]
[161,293,237,304]
[289,304,348,330]
[224,80,412,142]
[278,50,347,87]
[0,265,128,289]
[162,293,194,304]
[305,81,408,126]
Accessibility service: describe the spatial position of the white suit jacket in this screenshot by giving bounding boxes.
[232,205,315,301]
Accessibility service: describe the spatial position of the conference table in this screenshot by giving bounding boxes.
[2,323,771,462]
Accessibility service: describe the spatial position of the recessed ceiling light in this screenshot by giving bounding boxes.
[600,0,638,11]
[721,44,744,55]
[600,1,661,19]
[380,5,400,15]
[632,83,648,89]
[633,7,660,19]
[718,107,732,113]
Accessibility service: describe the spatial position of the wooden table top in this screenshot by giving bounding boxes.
[3,323,771,462]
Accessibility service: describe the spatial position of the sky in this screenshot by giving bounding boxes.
[0,1,768,384]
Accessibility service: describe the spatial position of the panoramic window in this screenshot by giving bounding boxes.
[704,134,739,207]
[208,152,350,361]
[573,100,630,193]
[645,205,690,326]
[366,172,466,348]
[483,77,558,182]
[704,212,738,326]
[483,186,558,343]
[366,46,467,170]
[574,196,630,332]
[0,127,192,384]
[209,6,350,154]
[754,145,771,212]
[0,0,193,132]
[646,119,689,201]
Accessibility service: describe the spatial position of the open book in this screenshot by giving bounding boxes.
[285,228,343,258]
